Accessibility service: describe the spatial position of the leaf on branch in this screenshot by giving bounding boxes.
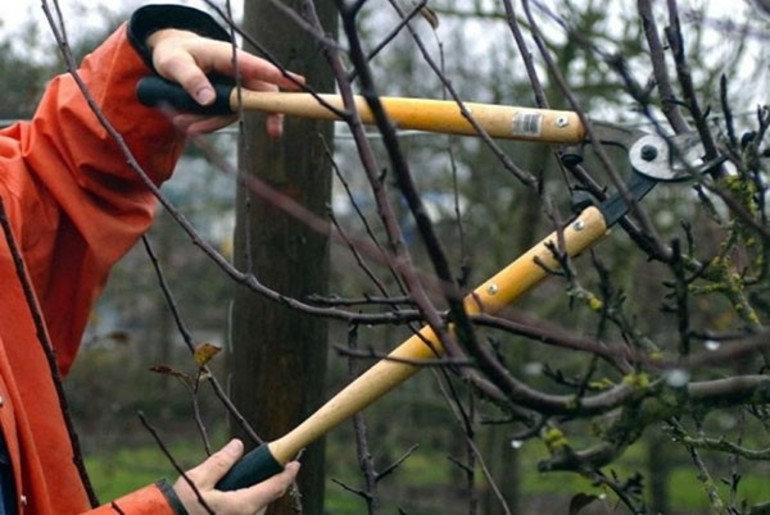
[149,365,191,382]
[105,330,132,345]
[193,342,222,367]
[420,6,440,29]
[569,493,599,515]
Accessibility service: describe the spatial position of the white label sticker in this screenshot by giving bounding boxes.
[512,112,543,137]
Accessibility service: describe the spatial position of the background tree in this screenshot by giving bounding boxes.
[229,1,338,514]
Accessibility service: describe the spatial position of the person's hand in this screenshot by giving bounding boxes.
[146,29,305,137]
[173,439,300,515]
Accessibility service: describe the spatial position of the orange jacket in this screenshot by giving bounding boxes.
[0,15,189,515]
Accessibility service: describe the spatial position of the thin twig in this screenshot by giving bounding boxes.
[375,444,420,482]
[637,0,691,133]
[349,0,429,81]
[501,0,549,108]
[665,0,721,167]
[670,419,728,514]
[138,412,214,515]
[347,325,380,514]
[387,0,538,189]
[141,235,263,445]
[333,345,473,367]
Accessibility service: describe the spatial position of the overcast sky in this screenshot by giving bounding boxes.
[1,1,243,40]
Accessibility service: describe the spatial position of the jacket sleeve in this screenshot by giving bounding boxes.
[86,482,185,515]
[0,5,231,515]
[12,18,189,377]
[79,9,233,514]
[22,4,231,377]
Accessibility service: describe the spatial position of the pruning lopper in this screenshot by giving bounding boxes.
[138,76,726,490]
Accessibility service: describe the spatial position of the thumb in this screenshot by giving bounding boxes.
[190,439,244,487]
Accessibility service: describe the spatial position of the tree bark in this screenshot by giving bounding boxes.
[647,429,671,515]
[230,2,337,514]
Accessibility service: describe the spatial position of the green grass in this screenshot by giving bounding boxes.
[84,435,770,513]
[84,438,213,502]
[86,447,170,501]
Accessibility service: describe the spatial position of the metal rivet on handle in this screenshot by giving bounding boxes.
[573,220,586,231]
[487,284,499,295]
[640,144,659,162]
[556,116,569,128]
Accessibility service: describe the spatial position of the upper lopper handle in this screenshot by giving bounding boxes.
[137,75,586,143]
[137,76,234,115]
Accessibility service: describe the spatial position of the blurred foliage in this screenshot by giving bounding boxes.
[0,4,124,120]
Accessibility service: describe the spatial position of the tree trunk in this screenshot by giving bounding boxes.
[230,2,337,514]
[647,429,671,515]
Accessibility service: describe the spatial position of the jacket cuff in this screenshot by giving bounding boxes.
[128,4,232,71]
[87,482,179,514]
[156,479,189,515]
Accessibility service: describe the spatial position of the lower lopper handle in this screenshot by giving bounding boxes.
[214,207,610,492]
[215,443,284,491]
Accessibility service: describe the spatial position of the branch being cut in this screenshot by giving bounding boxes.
[538,375,770,472]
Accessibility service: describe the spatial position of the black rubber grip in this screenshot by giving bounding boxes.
[215,443,285,491]
[137,75,233,115]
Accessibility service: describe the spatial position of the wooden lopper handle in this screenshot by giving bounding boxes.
[217,206,609,489]
[137,76,585,143]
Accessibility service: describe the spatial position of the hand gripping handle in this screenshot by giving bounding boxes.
[136,75,234,116]
[215,443,284,491]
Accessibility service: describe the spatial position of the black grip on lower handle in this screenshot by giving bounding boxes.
[136,75,233,115]
[215,443,284,491]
